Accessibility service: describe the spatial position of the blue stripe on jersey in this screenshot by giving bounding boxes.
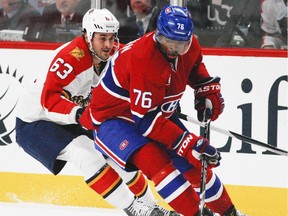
[102,62,130,99]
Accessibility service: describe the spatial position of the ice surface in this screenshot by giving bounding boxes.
[0,202,126,216]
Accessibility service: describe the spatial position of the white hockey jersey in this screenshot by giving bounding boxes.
[15,36,106,125]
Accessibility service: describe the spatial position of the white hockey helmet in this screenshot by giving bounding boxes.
[82,8,119,42]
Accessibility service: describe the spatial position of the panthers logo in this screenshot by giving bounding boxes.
[62,89,92,108]
[0,66,23,145]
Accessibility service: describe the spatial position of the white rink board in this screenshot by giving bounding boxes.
[0,48,287,189]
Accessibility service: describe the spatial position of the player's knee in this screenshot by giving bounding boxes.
[61,136,107,180]
[131,142,172,178]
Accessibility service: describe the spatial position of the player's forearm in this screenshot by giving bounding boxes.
[43,105,80,125]
[41,93,80,124]
[188,62,210,88]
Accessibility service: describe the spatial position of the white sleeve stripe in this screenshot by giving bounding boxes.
[172,132,186,150]
[116,116,135,123]
[131,110,144,118]
[101,81,130,102]
[143,112,162,137]
[90,108,102,125]
[131,106,158,119]
[163,92,184,99]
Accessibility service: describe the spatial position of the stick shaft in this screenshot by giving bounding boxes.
[199,158,207,215]
[199,121,210,215]
[178,113,288,157]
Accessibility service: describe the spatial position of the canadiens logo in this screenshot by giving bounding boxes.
[119,140,129,150]
[70,47,85,61]
[161,93,183,117]
[0,66,23,145]
[161,99,180,116]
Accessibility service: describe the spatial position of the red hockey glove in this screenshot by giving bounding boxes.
[194,76,224,122]
[173,132,221,169]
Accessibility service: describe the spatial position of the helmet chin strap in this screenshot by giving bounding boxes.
[89,43,109,62]
[88,37,120,63]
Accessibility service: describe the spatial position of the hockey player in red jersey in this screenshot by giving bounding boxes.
[79,5,247,216]
[15,8,179,216]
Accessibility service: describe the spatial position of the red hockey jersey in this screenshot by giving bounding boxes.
[80,32,210,147]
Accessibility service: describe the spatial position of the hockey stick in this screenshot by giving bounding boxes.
[177,112,288,157]
[199,120,210,215]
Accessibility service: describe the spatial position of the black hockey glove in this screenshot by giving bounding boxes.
[75,108,85,123]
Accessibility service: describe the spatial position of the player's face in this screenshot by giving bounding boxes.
[91,33,116,61]
[156,35,192,59]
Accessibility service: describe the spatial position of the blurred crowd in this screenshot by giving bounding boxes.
[0,0,287,49]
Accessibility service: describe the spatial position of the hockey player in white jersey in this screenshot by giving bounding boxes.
[15,8,179,216]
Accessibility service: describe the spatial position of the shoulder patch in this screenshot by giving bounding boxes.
[70,47,85,61]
